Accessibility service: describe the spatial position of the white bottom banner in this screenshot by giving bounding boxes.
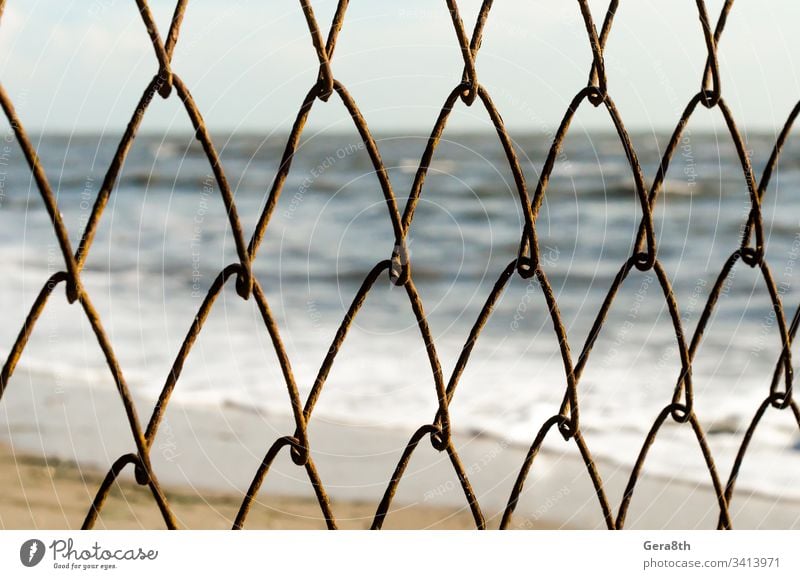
[0,531,797,578]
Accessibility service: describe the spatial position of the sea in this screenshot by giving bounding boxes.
[1,129,799,498]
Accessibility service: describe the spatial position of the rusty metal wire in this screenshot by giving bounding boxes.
[1,0,799,530]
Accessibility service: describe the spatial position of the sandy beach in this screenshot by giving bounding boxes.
[0,368,524,530]
[1,368,798,530]
[0,443,485,530]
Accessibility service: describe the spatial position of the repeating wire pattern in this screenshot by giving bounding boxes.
[1,0,798,530]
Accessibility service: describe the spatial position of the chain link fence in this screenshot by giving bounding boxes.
[1,0,799,529]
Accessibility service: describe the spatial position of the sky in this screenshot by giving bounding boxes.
[1,0,799,135]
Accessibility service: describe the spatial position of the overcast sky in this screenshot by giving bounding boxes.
[1,0,799,135]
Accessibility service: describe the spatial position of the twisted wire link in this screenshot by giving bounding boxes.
[0,0,798,530]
